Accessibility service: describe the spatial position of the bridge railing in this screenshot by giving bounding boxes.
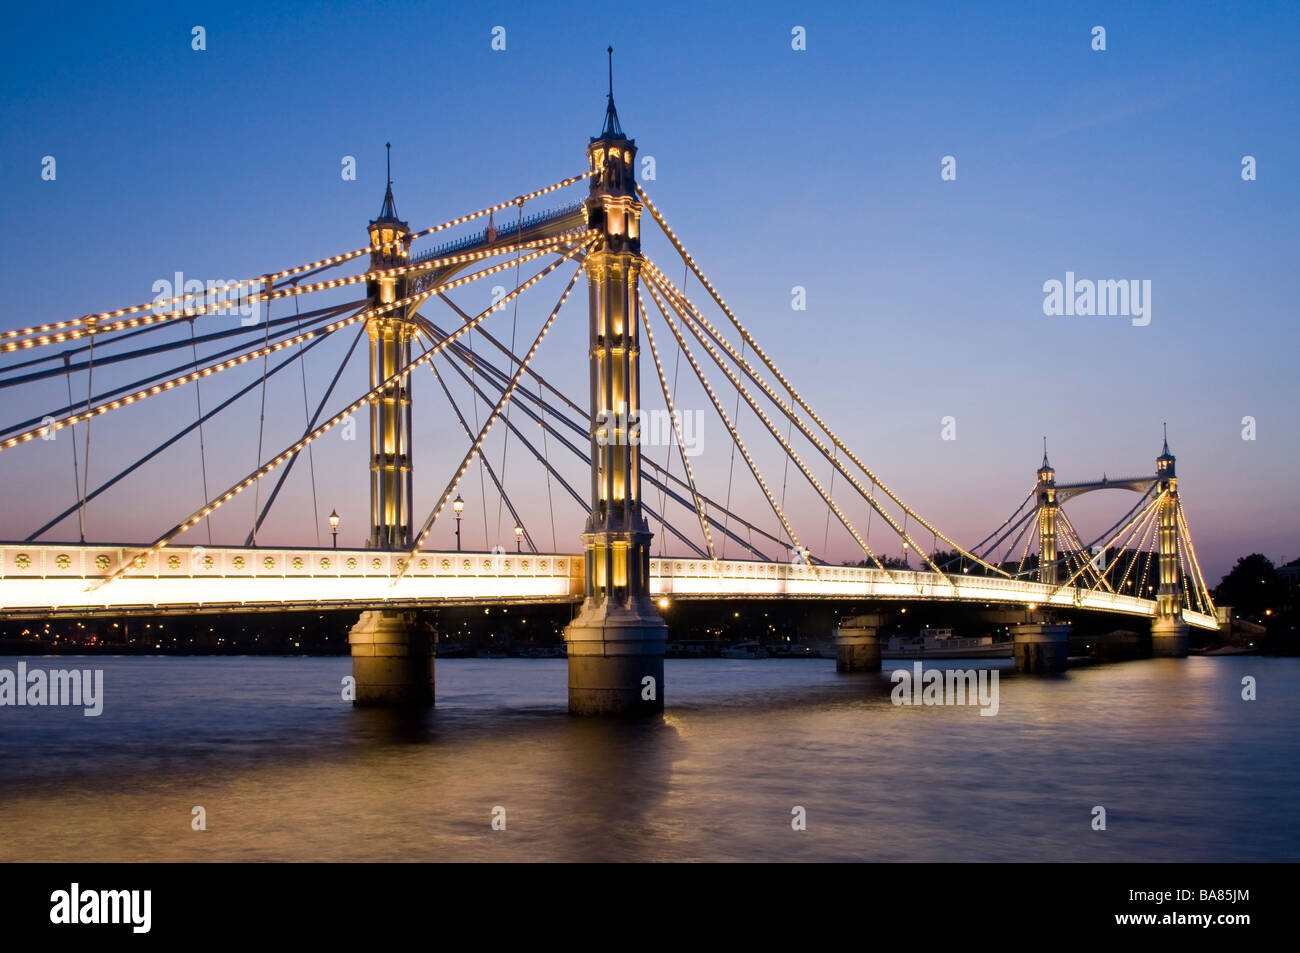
[411,201,585,263]
[647,557,1170,616]
[0,544,585,615]
[0,545,579,581]
[0,546,1214,629]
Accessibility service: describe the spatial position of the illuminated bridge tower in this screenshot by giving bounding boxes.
[365,145,415,550]
[1150,431,1189,657]
[1036,443,1059,585]
[562,69,668,715]
[349,148,434,707]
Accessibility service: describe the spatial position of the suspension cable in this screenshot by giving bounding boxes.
[95,238,594,586]
[1177,505,1216,613]
[641,275,805,562]
[246,318,370,545]
[646,260,973,580]
[80,319,95,540]
[639,297,718,561]
[538,374,558,552]
[249,277,273,546]
[431,328,721,561]
[647,271,890,576]
[639,189,995,575]
[26,325,343,541]
[394,260,586,582]
[2,173,595,353]
[62,353,85,543]
[187,316,213,545]
[417,330,535,553]
[290,285,321,545]
[720,336,744,558]
[495,199,526,545]
[1054,492,1163,595]
[2,243,578,452]
[440,320,776,560]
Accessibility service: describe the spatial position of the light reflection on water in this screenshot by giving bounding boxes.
[0,656,1295,861]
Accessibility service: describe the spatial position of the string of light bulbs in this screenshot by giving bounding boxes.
[3,171,593,349]
[4,237,592,452]
[95,237,595,587]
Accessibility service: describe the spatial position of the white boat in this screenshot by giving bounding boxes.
[520,645,566,658]
[882,628,1011,659]
[721,641,767,659]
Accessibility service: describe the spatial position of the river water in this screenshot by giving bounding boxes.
[0,655,1295,861]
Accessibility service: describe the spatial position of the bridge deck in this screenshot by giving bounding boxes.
[0,544,1218,629]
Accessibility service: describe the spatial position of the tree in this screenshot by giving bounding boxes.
[844,555,909,569]
[1213,554,1284,618]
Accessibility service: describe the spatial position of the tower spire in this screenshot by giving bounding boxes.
[600,46,624,138]
[1162,421,1169,455]
[377,142,399,221]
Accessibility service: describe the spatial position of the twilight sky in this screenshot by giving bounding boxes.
[1,0,1296,582]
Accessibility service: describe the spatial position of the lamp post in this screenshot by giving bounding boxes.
[453,494,464,552]
[514,524,523,552]
[329,509,340,549]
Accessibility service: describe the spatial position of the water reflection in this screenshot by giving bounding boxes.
[0,656,1295,861]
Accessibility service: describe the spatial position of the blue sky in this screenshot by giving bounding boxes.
[1,0,1297,581]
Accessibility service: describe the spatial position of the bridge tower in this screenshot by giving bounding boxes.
[562,56,668,715]
[365,144,415,550]
[1150,430,1188,656]
[1035,442,1058,585]
[348,147,433,707]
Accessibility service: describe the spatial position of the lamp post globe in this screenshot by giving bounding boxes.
[453,494,465,552]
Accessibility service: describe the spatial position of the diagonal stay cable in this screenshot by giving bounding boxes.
[2,172,594,353]
[430,334,713,560]
[393,259,586,583]
[640,188,1000,577]
[413,323,535,553]
[0,301,360,443]
[93,238,594,587]
[422,305,787,556]
[3,243,576,450]
[0,297,358,388]
[648,261,954,581]
[647,271,888,578]
[428,318,772,561]
[638,296,718,562]
[641,271,806,564]
[245,320,369,545]
[187,316,214,545]
[25,322,341,541]
[0,300,359,441]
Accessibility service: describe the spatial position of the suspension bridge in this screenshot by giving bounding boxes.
[0,62,1218,712]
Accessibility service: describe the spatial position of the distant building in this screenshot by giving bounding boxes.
[1277,560,1300,597]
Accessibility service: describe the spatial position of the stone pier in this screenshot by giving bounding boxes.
[1012,623,1069,674]
[1150,618,1189,658]
[348,609,435,706]
[834,613,885,673]
[565,600,667,716]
